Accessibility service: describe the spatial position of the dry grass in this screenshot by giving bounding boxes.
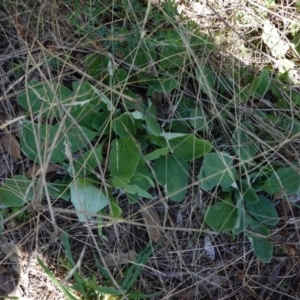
[0,0,300,299]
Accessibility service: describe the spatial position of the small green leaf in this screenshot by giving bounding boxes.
[247,216,273,263]
[189,109,206,131]
[159,46,185,70]
[168,134,212,161]
[0,175,34,207]
[239,180,259,204]
[110,177,153,199]
[149,76,178,93]
[195,65,215,95]
[232,195,247,234]
[246,195,279,226]
[112,112,137,138]
[250,69,271,98]
[153,154,188,202]
[232,123,259,161]
[205,194,237,232]
[47,180,71,201]
[68,144,103,177]
[109,138,140,178]
[143,148,169,161]
[92,111,112,133]
[145,103,161,136]
[199,152,237,191]
[109,194,123,218]
[262,167,300,195]
[70,178,109,222]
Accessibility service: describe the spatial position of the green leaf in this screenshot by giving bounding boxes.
[195,65,215,95]
[239,180,259,204]
[110,177,153,199]
[145,103,161,136]
[37,257,79,300]
[122,242,158,292]
[189,109,206,131]
[17,81,72,119]
[199,152,237,191]
[247,216,273,263]
[204,194,237,232]
[167,134,212,161]
[109,194,123,218]
[159,46,185,70]
[143,148,169,161]
[47,180,71,201]
[292,33,300,55]
[109,138,140,178]
[232,195,247,235]
[70,178,109,222]
[250,69,271,98]
[92,111,112,134]
[0,175,34,207]
[153,154,188,202]
[149,76,178,93]
[21,120,99,164]
[262,167,300,195]
[232,123,259,161]
[68,144,103,177]
[246,195,279,226]
[112,112,137,138]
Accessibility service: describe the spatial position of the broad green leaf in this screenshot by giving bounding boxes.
[70,178,109,222]
[248,235,273,263]
[190,109,206,131]
[112,113,137,138]
[68,144,103,177]
[168,134,212,161]
[153,154,188,202]
[17,81,72,119]
[195,65,215,95]
[246,195,279,226]
[143,148,169,161]
[262,167,300,195]
[21,120,99,164]
[232,124,258,161]
[109,138,140,178]
[199,152,237,191]
[204,194,237,232]
[0,175,34,207]
[239,180,259,204]
[145,103,161,136]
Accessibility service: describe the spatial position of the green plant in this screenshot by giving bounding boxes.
[38,235,161,300]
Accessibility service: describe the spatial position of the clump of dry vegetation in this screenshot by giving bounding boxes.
[0,0,300,299]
